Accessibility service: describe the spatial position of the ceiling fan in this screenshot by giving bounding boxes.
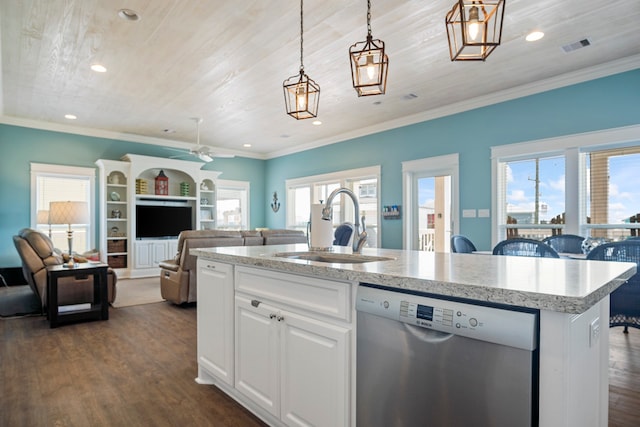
[170,117,234,162]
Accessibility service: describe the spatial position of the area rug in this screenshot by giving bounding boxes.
[0,285,41,318]
[112,277,164,308]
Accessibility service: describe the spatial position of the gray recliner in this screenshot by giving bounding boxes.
[13,228,117,310]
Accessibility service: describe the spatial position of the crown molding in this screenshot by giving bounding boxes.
[266,54,640,159]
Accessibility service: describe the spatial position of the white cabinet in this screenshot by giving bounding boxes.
[95,159,130,274]
[234,266,352,427]
[197,259,234,386]
[235,293,350,427]
[134,240,175,269]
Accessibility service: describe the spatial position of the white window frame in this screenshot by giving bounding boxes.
[402,154,459,250]
[285,166,381,247]
[491,124,640,247]
[30,162,96,251]
[216,179,250,230]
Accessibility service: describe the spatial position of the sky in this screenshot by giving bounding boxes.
[506,154,640,224]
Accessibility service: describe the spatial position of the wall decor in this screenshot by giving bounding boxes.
[271,191,281,212]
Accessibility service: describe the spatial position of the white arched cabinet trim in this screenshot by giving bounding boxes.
[402,154,459,251]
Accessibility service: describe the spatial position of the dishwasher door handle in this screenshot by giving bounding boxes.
[403,322,454,343]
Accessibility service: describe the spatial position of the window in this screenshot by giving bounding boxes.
[584,147,640,239]
[216,179,249,230]
[500,156,566,240]
[31,163,95,253]
[492,125,640,246]
[286,166,381,247]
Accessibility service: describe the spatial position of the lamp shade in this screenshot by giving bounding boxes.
[49,201,89,225]
[37,210,50,224]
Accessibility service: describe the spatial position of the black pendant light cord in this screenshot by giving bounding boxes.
[367,0,372,37]
[299,0,304,74]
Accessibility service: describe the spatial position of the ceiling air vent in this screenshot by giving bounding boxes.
[561,38,592,53]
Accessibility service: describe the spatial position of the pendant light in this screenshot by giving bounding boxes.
[349,0,388,96]
[445,0,505,61]
[283,0,320,120]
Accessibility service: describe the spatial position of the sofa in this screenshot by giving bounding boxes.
[159,229,307,304]
[13,228,118,310]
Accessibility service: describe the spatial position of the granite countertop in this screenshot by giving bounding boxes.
[192,244,636,314]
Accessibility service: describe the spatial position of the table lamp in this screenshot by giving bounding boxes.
[49,201,89,257]
[37,209,51,237]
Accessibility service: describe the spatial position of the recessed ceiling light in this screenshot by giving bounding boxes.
[243,143,252,148]
[526,31,545,42]
[312,120,322,126]
[91,64,107,73]
[118,9,140,21]
[65,114,77,120]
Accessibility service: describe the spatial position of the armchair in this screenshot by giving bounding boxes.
[586,240,640,332]
[492,238,560,258]
[542,234,585,254]
[13,228,117,310]
[451,235,477,253]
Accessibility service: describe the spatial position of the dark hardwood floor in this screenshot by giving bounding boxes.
[1,302,639,426]
[0,302,266,427]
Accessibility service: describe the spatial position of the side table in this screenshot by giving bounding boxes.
[46,263,109,328]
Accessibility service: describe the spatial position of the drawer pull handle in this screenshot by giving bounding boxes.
[251,299,261,308]
[269,313,277,319]
[276,315,285,322]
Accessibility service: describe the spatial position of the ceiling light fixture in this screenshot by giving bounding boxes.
[349,0,389,96]
[64,114,77,120]
[445,0,505,61]
[283,0,320,120]
[526,31,544,42]
[243,143,252,148]
[312,120,322,126]
[91,64,107,73]
[118,9,140,21]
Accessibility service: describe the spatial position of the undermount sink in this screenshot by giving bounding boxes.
[274,251,395,264]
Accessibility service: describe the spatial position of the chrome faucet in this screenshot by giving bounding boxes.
[322,187,368,253]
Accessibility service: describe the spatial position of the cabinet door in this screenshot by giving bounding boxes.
[280,311,350,427]
[134,241,152,268]
[197,260,234,386]
[152,241,168,266]
[235,294,280,418]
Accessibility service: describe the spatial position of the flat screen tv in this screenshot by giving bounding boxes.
[136,205,193,239]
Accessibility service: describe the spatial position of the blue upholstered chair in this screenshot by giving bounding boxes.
[542,234,585,254]
[492,238,560,258]
[587,240,640,332]
[451,235,477,253]
[333,223,354,247]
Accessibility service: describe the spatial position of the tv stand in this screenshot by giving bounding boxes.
[96,154,221,278]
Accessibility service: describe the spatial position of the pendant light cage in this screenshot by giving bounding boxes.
[445,0,505,61]
[283,71,321,120]
[349,0,388,96]
[283,0,320,120]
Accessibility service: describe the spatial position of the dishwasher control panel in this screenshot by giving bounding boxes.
[356,284,537,351]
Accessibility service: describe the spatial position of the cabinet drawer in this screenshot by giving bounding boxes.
[235,266,352,322]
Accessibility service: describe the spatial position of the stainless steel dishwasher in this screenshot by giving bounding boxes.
[356,284,539,427]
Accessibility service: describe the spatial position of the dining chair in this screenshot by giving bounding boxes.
[451,235,477,253]
[542,234,585,254]
[586,240,640,333]
[492,238,560,258]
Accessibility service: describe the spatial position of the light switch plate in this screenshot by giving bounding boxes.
[462,209,476,218]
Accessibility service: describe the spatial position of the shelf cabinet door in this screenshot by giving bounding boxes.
[197,260,234,386]
[280,311,350,427]
[235,294,280,418]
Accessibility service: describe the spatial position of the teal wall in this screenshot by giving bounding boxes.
[0,126,264,267]
[1,68,638,267]
[264,69,640,249]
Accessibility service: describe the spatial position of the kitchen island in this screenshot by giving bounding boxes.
[192,244,635,427]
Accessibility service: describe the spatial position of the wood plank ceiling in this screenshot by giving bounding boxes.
[1,0,639,159]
